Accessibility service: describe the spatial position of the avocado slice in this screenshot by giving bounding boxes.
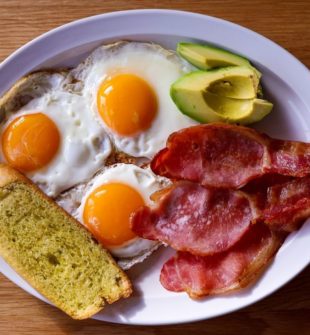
[204,92,272,123]
[177,42,261,78]
[172,67,259,100]
[170,68,273,124]
[171,90,272,124]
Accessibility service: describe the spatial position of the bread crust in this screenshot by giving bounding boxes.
[0,163,25,187]
[0,70,68,118]
[0,164,132,319]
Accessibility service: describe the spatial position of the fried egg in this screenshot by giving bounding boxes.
[70,41,197,158]
[0,73,111,197]
[74,164,169,260]
[0,42,194,268]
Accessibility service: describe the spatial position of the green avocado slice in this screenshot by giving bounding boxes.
[170,68,273,124]
[177,42,261,78]
[204,92,272,123]
[171,89,272,124]
[172,67,259,100]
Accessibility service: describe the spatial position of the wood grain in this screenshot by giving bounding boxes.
[0,0,309,334]
[0,0,310,67]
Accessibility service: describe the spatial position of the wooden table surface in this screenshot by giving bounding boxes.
[0,1,309,334]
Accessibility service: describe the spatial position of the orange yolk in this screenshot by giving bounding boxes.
[83,183,145,247]
[1,113,60,172]
[97,74,157,136]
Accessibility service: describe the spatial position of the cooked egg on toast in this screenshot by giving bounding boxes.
[0,41,195,270]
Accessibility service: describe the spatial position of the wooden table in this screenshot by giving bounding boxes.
[0,1,309,334]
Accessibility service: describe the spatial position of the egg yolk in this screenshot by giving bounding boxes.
[1,113,60,172]
[97,74,157,136]
[83,183,144,247]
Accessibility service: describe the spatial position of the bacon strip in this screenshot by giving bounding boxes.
[132,177,310,259]
[269,139,310,177]
[263,176,310,232]
[147,124,310,297]
[151,123,310,189]
[131,181,260,256]
[160,223,283,298]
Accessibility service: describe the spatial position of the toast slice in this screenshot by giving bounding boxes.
[0,164,132,319]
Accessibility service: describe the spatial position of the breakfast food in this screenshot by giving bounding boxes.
[130,123,310,298]
[0,37,305,310]
[58,164,170,269]
[68,41,197,159]
[170,67,272,124]
[151,123,310,189]
[0,71,112,197]
[262,176,310,232]
[0,164,132,319]
[132,181,259,256]
[177,42,260,73]
[172,42,271,124]
[160,223,282,298]
[131,177,310,252]
[0,41,203,272]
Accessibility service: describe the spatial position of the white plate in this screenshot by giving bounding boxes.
[0,9,310,326]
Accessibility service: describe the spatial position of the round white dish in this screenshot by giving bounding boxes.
[0,9,310,325]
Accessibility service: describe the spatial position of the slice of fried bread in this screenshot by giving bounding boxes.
[0,164,132,319]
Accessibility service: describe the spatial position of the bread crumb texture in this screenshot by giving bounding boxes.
[0,180,132,319]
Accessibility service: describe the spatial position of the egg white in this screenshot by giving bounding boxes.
[0,74,112,197]
[76,163,169,259]
[71,41,197,159]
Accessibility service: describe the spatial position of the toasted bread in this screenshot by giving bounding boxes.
[0,71,68,119]
[0,164,132,319]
